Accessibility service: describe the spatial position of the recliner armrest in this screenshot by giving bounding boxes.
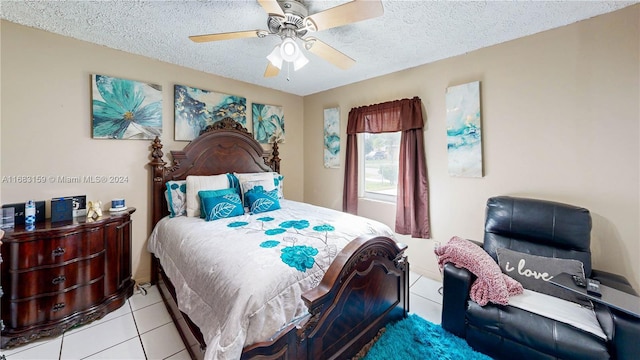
[441,263,475,338]
[591,269,638,296]
[611,309,640,360]
[590,269,639,360]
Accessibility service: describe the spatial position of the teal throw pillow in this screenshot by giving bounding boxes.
[226,173,242,198]
[166,180,187,217]
[246,186,281,214]
[198,188,240,219]
[200,192,244,221]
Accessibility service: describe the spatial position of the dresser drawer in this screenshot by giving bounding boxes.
[9,227,104,270]
[9,253,105,300]
[4,278,105,329]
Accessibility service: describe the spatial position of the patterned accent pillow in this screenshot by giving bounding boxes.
[246,186,281,214]
[198,188,240,218]
[234,172,277,207]
[200,192,244,221]
[226,173,242,197]
[273,173,284,199]
[496,248,592,308]
[165,180,187,217]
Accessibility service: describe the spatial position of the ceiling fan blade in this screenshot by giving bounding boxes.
[306,37,355,70]
[189,30,261,43]
[305,0,383,32]
[264,62,280,77]
[258,0,284,17]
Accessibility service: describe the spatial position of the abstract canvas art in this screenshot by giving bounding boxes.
[323,107,340,168]
[92,74,162,140]
[252,103,284,144]
[446,81,483,177]
[174,85,246,141]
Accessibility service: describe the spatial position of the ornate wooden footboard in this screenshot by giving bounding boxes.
[242,235,408,360]
[148,118,409,359]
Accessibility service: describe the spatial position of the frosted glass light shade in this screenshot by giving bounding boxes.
[280,38,299,62]
[293,52,309,71]
[267,45,283,69]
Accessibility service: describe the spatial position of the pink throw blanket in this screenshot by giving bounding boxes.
[435,236,523,306]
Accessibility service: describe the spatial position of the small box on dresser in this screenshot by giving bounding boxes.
[0,207,136,349]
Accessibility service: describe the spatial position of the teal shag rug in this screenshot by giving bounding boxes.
[359,314,492,360]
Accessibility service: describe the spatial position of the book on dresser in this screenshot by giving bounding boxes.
[0,207,136,349]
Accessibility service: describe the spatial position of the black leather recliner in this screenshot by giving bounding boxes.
[441,196,639,360]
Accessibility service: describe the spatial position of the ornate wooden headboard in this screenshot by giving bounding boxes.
[148,118,280,228]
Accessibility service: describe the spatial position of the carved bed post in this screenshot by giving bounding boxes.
[268,141,281,173]
[149,136,166,284]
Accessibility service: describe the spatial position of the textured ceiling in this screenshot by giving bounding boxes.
[1,0,635,96]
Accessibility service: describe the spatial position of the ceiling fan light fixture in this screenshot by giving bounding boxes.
[267,37,308,72]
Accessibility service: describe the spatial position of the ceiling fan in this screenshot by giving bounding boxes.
[189,0,384,78]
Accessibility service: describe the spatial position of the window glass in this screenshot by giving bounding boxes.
[362,132,401,200]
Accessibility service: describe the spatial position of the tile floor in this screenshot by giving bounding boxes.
[1,272,443,360]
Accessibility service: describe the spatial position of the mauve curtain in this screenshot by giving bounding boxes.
[343,97,431,238]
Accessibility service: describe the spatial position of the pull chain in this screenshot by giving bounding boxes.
[286,62,291,82]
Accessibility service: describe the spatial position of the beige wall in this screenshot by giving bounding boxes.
[303,5,640,289]
[0,21,304,282]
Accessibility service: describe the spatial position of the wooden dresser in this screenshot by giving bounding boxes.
[0,208,136,349]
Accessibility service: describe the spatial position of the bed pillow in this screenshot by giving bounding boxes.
[496,248,592,308]
[198,188,239,218]
[273,173,284,199]
[226,173,242,197]
[186,174,230,217]
[200,192,244,221]
[165,180,187,217]
[234,172,277,206]
[245,186,281,214]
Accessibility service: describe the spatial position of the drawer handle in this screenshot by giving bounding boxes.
[52,247,66,257]
[52,303,66,312]
[52,275,66,285]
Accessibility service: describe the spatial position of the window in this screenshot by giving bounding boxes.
[362,132,401,200]
[344,97,430,238]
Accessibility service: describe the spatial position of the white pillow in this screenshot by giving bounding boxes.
[186,174,230,217]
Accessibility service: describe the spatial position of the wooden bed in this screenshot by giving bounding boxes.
[148,118,409,360]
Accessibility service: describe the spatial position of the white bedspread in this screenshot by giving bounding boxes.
[147,199,395,360]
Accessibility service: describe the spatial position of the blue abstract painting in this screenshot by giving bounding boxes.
[446,81,483,177]
[174,85,246,141]
[252,103,284,144]
[92,74,162,140]
[323,107,340,168]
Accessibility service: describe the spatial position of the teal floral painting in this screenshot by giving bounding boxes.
[323,107,340,168]
[174,85,247,141]
[92,74,162,140]
[252,103,284,144]
[446,81,483,177]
